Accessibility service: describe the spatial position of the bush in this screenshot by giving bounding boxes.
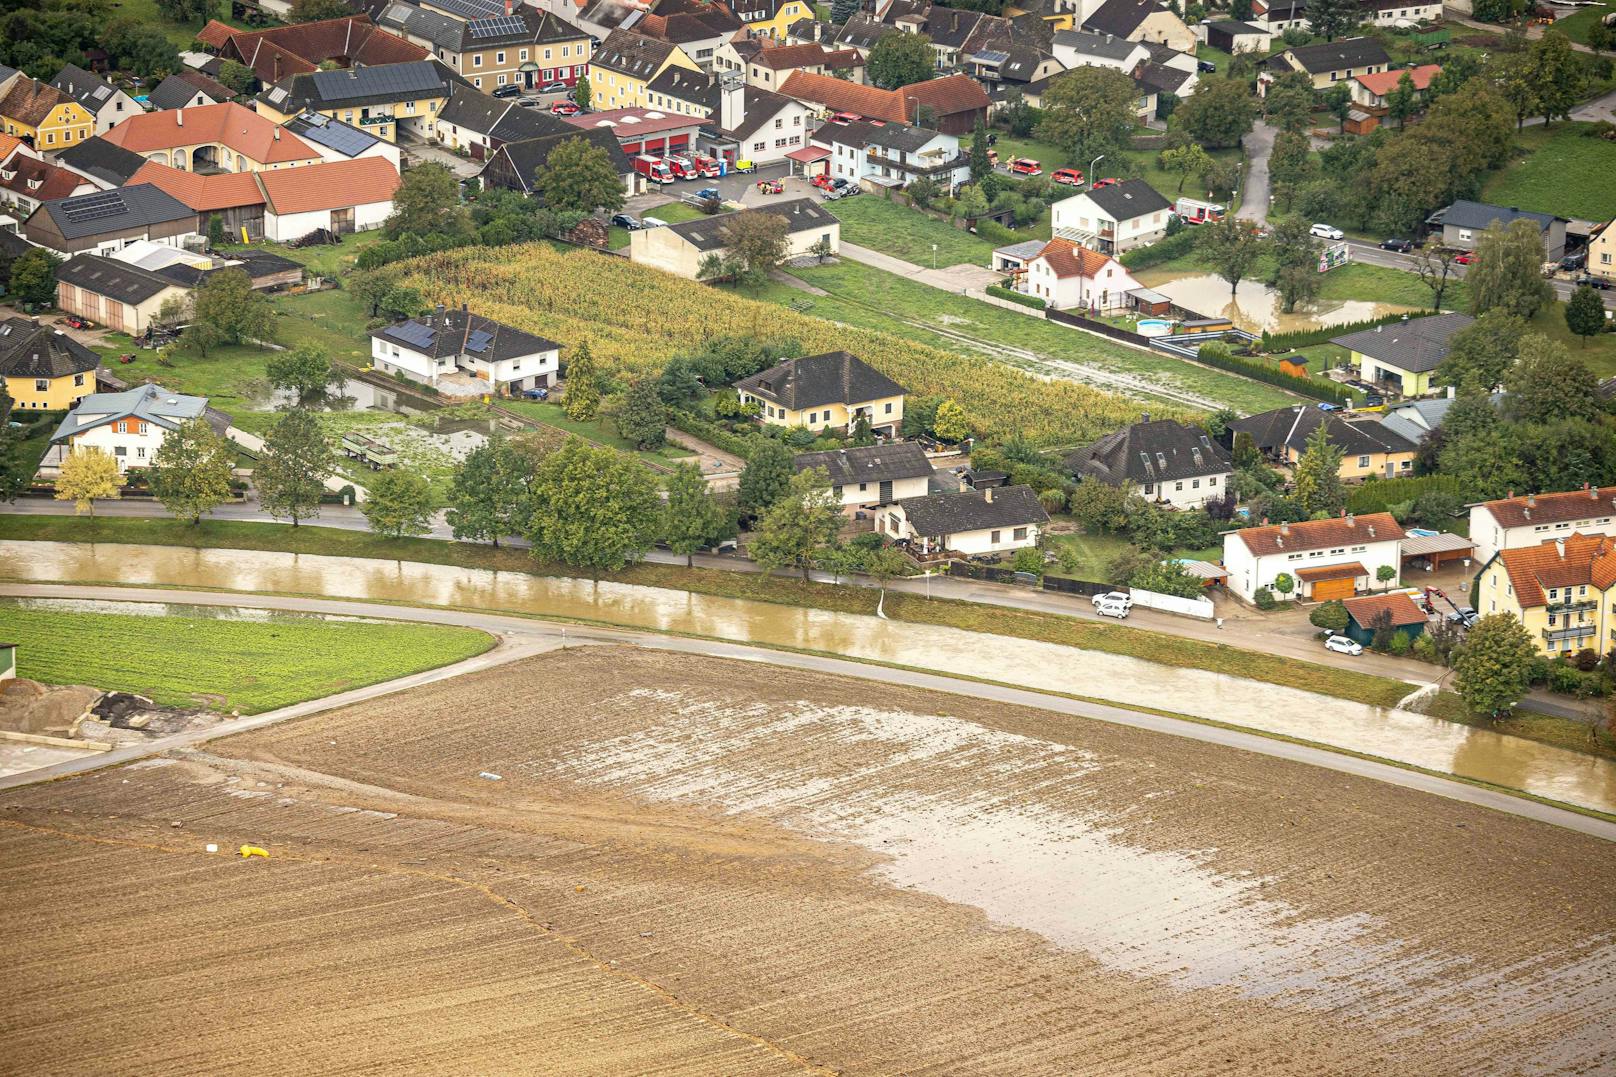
[1011,547,1045,576]
[1260,313,1410,352]
[987,284,1047,310]
[973,218,1023,246]
[1574,647,1601,672]
[1412,634,1439,663]
[667,408,763,458]
[1120,227,1197,270]
[1547,662,1585,695]
[1345,474,1466,516]
[1253,586,1276,610]
[1388,631,1412,656]
[1309,599,1350,634]
[1195,344,1360,406]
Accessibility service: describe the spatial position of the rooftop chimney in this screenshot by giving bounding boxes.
[984,487,994,502]
[175,108,183,126]
[273,128,280,140]
[1346,513,1355,527]
[1557,537,1566,559]
[1527,493,1537,508]
[1279,522,1290,536]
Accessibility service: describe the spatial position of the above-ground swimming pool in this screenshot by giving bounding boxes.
[1136,319,1175,337]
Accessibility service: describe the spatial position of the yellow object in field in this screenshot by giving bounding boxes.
[239,845,269,859]
[240,225,249,244]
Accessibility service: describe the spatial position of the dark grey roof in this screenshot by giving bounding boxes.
[1067,419,1231,486]
[55,136,148,187]
[646,65,715,107]
[832,12,889,50]
[794,441,932,486]
[1081,0,1160,38]
[437,82,510,134]
[0,316,100,380]
[1229,405,1420,458]
[388,4,465,51]
[38,185,195,241]
[368,305,560,363]
[706,87,801,142]
[49,65,120,112]
[897,484,1049,537]
[1284,37,1389,74]
[55,253,178,305]
[1133,62,1189,96]
[735,349,906,410]
[665,198,837,253]
[259,60,458,112]
[592,29,679,78]
[1079,178,1171,221]
[482,128,632,193]
[284,112,382,157]
[1441,199,1566,231]
[1331,312,1475,374]
[1205,18,1266,33]
[148,72,232,111]
[812,118,943,154]
[489,100,572,143]
[924,7,986,49]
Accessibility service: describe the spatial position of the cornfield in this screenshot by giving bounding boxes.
[390,244,1194,447]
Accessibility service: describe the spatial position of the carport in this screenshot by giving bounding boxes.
[1399,531,1475,571]
[785,145,829,178]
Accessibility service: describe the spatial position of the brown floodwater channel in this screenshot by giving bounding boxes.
[5,540,1616,814]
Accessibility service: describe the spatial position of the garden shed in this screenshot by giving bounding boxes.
[1341,592,1428,646]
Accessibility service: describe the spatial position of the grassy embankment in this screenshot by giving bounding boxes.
[0,598,493,713]
[6,514,1611,764]
[1483,123,1616,223]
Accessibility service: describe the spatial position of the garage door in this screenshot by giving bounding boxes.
[1312,577,1355,602]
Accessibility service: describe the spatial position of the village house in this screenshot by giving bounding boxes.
[880,484,1050,558]
[1474,533,1616,657]
[1067,416,1232,509]
[632,1,745,71]
[42,383,229,474]
[25,184,200,256]
[369,303,561,395]
[777,71,990,135]
[0,75,94,154]
[1223,513,1406,604]
[123,161,267,241]
[1020,237,1142,313]
[98,102,325,173]
[1331,312,1475,399]
[255,60,461,144]
[0,316,100,411]
[432,82,570,159]
[49,66,141,137]
[629,196,839,278]
[1199,19,1272,53]
[1050,29,1149,73]
[1468,485,1616,566]
[795,441,933,511]
[1267,37,1390,90]
[1340,592,1428,648]
[736,41,865,88]
[1080,0,1194,54]
[1350,62,1440,109]
[0,143,96,218]
[384,4,593,93]
[811,118,967,189]
[146,70,236,112]
[1050,178,1172,255]
[589,29,702,111]
[481,126,635,195]
[1228,404,1421,481]
[195,16,429,86]
[735,349,906,437]
[54,136,148,190]
[1588,219,1615,283]
[731,0,817,41]
[699,80,817,166]
[1434,199,1567,262]
[283,112,403,169]
[1004,0,1082,32]
[255,157,401,241]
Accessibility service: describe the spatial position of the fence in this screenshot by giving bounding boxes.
[1045,308,1152,346]
[948,561,1019,584]
[1041,576,1115,597]
[1128,587,1216,620]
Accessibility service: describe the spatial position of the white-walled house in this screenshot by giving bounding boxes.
[1468,486,1616,566]
[1051,178,1173,255]
[811,119,968,190]
[42,383,226,474]
[1066,417,1233,509]
[369,304,561,395]
[795,441,933,511]
[257,157,399,242]
[880,484,1050,557]
[1223,513,1405,604]
[1021,237,1142,312]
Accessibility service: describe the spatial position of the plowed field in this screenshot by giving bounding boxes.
[4,646,1613,1075]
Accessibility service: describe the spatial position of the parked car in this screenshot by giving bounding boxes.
[1575,274,1612,290]
[550,101,580,116]
[1380,238,1414,253]
[695,186,721,201]
[1310,223,1345,240]
[60,315,92,329]
[641,216,669,228]
[517,98,540,107]
[610,212,641,230]
[811,173,836,190]
[540,81,569,94]
[1561,252,1587,271]
[1316,401,1342,411]
[732,158,756,173]
[1197,58,1217,72]
[1446,606,1480,627]
[492,84,522,98]
[1009,157,1042,176]
[1091,591,1134,611]
[1095,599,1130,620]
[1051,167,1083,186]
[1324,635,1363,656]
[522,386,550,400]
[1454,252,1475,265]
[1091,176,1121,189]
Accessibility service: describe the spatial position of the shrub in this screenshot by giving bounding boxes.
[1194,344,1360,406]
[987,284,1047,310]
[1260,313,1410,352]
[1309,599,1349,634]
[1253,586,1276,610]
[1119,227,1197,270]
[1011,547,1045,576]
[1346,474,1466,515]
[1573,647,1602,672]
[1547,662,1584,695]
[1412,634,1439,663]
[1389,631,1412,656]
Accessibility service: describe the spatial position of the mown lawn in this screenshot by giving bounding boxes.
[218,231,386,280]
[272,288,374,367]
[1316,262,1468,311]
[0,599,493,714]
[1550,1,1616,45]
[3,410,59,480]
[90,335,275,417]
[1481,124,1616,222]
[641,201,710,225]
[826,196,999,267]
[779,259,1301,415]
[498,399,697,466]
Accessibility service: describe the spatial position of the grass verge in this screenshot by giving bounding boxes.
[0,597,493,714]
[826,196,1000,266]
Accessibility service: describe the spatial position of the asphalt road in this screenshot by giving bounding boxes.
[1238,122,1276,228]
[6,582,1612,842]
[1345,239,1615,308]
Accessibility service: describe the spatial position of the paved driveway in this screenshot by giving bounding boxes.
[1238,121,1275,227]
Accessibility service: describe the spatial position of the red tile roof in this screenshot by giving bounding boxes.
[1342,592,1427,627]
[1234,512,1404,556]
[1032,236,1115,279]
[100,102,321,164]
[196,19,240,50]
[780,71,908,122]
[256,156,399,214]
[126,161,266,211]
[1497,534,1616,608]
[0,155,92,202]
[209,16,427,82]
[1295,561,1367,581]
[898,74,992,118]
[751,43,846,69]
[1477,486,1616,530]
[1353,63,1441,98]
[0,77,75,129]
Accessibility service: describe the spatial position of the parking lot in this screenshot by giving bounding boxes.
[623,159,797,217]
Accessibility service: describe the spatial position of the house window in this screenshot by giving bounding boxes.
[884,402,892,413]
[991,530,1002,544]
[474,77,482,88]
[74,373,84,387]
[521,49,529,61]
[1192,479,1200,489]
[496,51,506,65]
[1174,481,1183,491]
[1357,455,1370,467]
[544,48,553,60]
[1143,483,1153,495]
[497,74,507,85]
[1209,475,1217,486]
[473,54,483,68]
[1013,527,1028,541]
[136,446,145,459]
[114,446,126,456]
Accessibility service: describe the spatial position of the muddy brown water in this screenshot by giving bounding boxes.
[5,540,1616,814]
[1132,271,1419,334]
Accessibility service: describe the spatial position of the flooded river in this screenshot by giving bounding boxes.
[1132,271,1419,334]
[5,540,1615,814]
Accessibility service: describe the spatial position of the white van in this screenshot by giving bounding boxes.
[1095,598,1130,620]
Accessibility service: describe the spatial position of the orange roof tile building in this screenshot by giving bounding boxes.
[99,102,323,172]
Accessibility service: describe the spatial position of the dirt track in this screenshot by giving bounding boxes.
[4,647,1614,1074]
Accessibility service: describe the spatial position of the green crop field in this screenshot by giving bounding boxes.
[0,601,494,714]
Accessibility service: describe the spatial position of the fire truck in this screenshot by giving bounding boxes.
[633,155,673,185]
[1174,197,1226,224]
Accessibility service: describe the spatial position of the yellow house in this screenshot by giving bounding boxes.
[0,315,99,411]
[255,60,458,144]
[735,349,907,437]
[1330,312,1475,400]
[1003,0,1078,31]
[1475,533,1616,657]
[589,29,701,111]
[733,0,815,40]
[1228,405,1419,483]
[1589,219,1615,283]
[0,76,93,153]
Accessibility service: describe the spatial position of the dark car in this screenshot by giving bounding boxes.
[1379,238,1414,253]
[492,84,522,98]
[1197,59,1217,72]
[1576,275,1612,290]
[1561,252,1587,271]
[522,386,550,400]
[695,186,720,201]
[610,212,641,230]
[831,177,849,189]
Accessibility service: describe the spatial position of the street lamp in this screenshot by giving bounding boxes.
[931,242,937,270]
[1088,154,1105,189]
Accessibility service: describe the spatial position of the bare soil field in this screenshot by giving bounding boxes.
[4,646,1614,1075]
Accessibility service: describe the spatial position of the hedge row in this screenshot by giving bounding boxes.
[1119,227,1197,270]
[987,284,1047,310]
[1196,344,1359,406]
[1260,312,1412,352]
[1345,474,1467,515]
[668,408,764,459]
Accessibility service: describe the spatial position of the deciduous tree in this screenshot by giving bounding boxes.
[739,437,793,514]
[662,461,726,566]
[1526,31,1584,125]
[385,162,473,240]
[53,447,120,516]
[1455,613,1538,718]
[1386,70,1418,127]
[751,465,840,580]
[531,136,626,214]
[1413,245,1463,312]
[217,59,254,94]
[446,437,531,547]
[524,439,661,577]
[1504,334,1602,423]
[572,76,592,110]
[1263,70,1316,133]
[188,267,273,356]
[867,30,935,89]
[1197,217,1263,294]
[1438,311,1525,395]
[719,211,789,287]
[615,376,667,450]
[150,417,235,524]
[1268,215,1320,313]
[1467,218,1554,320]
[932,398,971,442]
[265,345,341,405]
[1565,284,1607,348]
[1174,75,1256,149]
[8,247,59,307]
[1159,141,1212,193]
[255,409,332,527]
[1309,599,1350,633]
[1036,65,1138,164]
[361,469,436,538]
[1293,422,1344,517]
[1305,0,1359,40]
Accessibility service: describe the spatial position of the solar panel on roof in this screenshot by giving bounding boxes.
[91,85,110,100]
[464,329,494,353]
[58,190,128,223]
[433,0,503,16]
[468,14,528,37]
[386,320,438,349]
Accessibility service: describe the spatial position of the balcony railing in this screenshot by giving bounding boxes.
[1543,624,1597,642]
[1548,599,1598,614]
[863,152,967,177]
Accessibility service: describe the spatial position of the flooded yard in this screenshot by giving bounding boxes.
[1133,271,1419,333]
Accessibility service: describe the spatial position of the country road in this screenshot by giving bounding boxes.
[5,582,1613,840]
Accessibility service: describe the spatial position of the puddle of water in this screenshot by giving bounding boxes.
[241,377,410,413]
[1,597,385,625]
[1132,271,1417,333]
[4,540,1616,815]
